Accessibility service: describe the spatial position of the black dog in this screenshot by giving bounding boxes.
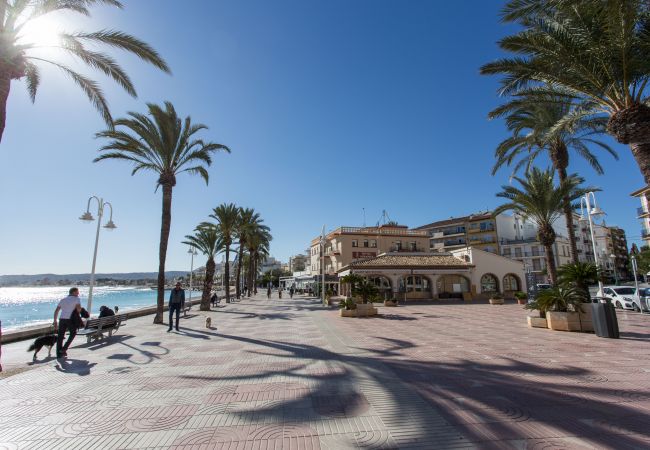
[28,334,57,360]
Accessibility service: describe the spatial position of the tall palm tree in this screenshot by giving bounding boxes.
[94,101,230,323]
[481,0,650,185]
[493,167,592,285]
[234,207,266,298]
[247,226,271,295]
[210,203,239,303]
[183,222,222,311]
[0,0,170,143]
[490,91,617,262]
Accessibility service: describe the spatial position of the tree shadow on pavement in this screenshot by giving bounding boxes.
[180,324,650,448]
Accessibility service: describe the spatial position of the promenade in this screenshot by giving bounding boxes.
[1,295,649,449]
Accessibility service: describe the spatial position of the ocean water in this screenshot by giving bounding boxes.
[0,286,183,331]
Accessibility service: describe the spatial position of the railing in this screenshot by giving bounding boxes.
[642,228,650,238]
[469,238,496,245]
[638,206,649,216]
[338,226,427,236]
[443,229,465,236]
[502,251,545,257]
[389,246,427,253]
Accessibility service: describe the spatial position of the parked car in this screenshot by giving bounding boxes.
[635,287,650,312]
[597,286,641,312]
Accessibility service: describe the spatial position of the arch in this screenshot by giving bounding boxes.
[480,273,499,293]
[502,273,521,292]
[436,274,470,299]
[399,275,432,300]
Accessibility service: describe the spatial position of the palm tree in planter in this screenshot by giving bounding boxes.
[533,286,587,332]
[95,101,230,323]
[481,0,650,185]
[493,167,593,285]
[182,222,223,311]
[0,0,171,144]
[340,273,364,300]
[234,207,265,298]
[490,90,617,263]
[558,262,599,302]
[210,203,239,303]
[247,226,271,296]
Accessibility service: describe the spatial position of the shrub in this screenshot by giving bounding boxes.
[514,291,527,300]
[338,297,357,310]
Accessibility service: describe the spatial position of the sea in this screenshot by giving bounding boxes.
[0,286,187,331]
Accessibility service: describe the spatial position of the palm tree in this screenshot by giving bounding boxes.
[493,167,593,285]
[0,0,170,143]
[94,101,230,323]
[490,91,617,262]
[183,223,222,311]
[210,203,239,303]
[235,207,266,298]
[481,0,650,185]
[557,262,599,302]
[247,226,271,295]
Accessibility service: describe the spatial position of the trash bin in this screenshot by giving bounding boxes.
[591,298,619,339]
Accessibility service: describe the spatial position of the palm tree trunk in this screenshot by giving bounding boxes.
[551,143,579,264]
[224,246,230,302]
[201,257,215,311]
[248,250,255,296]
[235,243,243,299]
[154,183,173,323]
[253,256,258,294]
[0,73,11,144]
[629,141,650,186]
[544,244,557,285]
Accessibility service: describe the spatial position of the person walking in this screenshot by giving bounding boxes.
[289,287,294,299]
[210,292,219,307]
[278,288,282,299]
[267,285,271,299]
[53,287,82,359]
[168,282,185,332]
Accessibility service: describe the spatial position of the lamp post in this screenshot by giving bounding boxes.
[579,192,604,295]
[187,247,198,303]
[79,196,116,314]
[631,254,640,296]
[321,224,326,305]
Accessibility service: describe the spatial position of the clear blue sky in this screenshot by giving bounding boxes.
[0,0,643,275]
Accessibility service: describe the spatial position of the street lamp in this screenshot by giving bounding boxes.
[579,191,604,295]
[631,254,640,297]
[79,196,116,314]
[187,246,198,303]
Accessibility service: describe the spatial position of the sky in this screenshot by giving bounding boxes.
[0,0,644,275]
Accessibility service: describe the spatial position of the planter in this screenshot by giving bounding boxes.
[546,311,582,332]
[577,305,594,332]
[527,315,548,328]
[356,303,378,317]
[384,300,398,307]
[339,309,356,317]
[489,298,504,305]
[517,299,527,305]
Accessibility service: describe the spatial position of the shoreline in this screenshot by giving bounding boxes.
[0,297,211,344]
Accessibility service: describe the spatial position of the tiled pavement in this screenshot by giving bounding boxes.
[0,295,649,449]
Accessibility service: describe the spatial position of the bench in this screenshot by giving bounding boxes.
[182,302,192,317]
[77,314,127,343]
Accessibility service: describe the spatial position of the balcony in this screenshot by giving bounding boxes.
[469,238,496,245]
[642,228,650,238]
[638,206,650,217]
[339,226,427,237]
[389,246,426,253]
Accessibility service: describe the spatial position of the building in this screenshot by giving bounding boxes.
[414,213,499,254]
[337,247,525,301]
[310,224,429,276]
[631,185,650,247]
[288,253,309,273]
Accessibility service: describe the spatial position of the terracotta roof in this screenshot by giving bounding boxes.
[343,253,473,270]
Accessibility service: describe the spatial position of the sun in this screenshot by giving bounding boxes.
[17,16,62,48]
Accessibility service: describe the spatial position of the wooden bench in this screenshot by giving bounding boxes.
[77,314,127,343]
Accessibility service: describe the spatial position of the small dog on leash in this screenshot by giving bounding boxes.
[28,334,57,360]
[205,316,212,328]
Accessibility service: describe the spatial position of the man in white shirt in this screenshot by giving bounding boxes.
[53,287,82,359]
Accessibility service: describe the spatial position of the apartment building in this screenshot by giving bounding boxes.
[310,224,429,275]
[414,213,499,254]
[631,185,650,247]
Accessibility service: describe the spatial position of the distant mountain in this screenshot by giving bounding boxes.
[0,271,189,285]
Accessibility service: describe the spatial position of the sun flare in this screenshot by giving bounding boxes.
[18,16,62,48]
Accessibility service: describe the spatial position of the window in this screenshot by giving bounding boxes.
[370,239,377,248]
[352,240,358,247]
[502,248,511,257]
[395,241,402,250]
[514,248,522,257]
[503,274,519,291]
[410,242,416,251]
[363,240,369,248]
[405,276,430,292]
[532,259,542,271]
[480,274,499,293]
